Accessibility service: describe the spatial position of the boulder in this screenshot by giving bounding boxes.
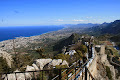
[26,65,35,71]
[25,65,35,79]
[61,60,69,67]
[4,70,26,80]
[15,70,26,80]
[44,59,69,69]
[34,59,52,70]
[4,73,16,80]
[32,63,39,71]
[48,59,62,66]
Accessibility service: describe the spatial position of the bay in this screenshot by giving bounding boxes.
[0,26,64,41]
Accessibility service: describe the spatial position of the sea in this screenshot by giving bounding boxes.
[0,26,64,42]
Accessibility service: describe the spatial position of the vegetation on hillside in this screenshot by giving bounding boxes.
[105,46,120,79]
[0,57,10,73]
[53,33,81,51]
[35,48,46,58]
[54,54,70,62]
[110,34,120,42]
[106,66,112,80]
[12,54,33,71]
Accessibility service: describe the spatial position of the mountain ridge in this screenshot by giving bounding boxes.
[87,20,120,35]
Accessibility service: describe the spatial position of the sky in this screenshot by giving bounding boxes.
[0,0,120,26]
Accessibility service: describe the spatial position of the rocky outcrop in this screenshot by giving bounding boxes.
[94,45,119,80]
[0,50,13,67]
[26,65,35,71]
[32,63,39,71]
[3,59,69,80]
[4,67,35,80]
[44,59,69,69]
[48,59,62,66]
[4,70,25,80]
[64,50,76,55]
[33,59,69,70]
[61,60,69,66]
[25,65,36,79]
[34,59,52,70]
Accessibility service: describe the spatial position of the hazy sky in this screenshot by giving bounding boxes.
[0,0,120,26]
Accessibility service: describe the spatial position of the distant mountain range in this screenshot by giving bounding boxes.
[87,20,120,35]
[65,23,99,28]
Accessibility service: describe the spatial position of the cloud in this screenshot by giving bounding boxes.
[72,19,86,22]
[56,19,63,21]
[86,16,93,18]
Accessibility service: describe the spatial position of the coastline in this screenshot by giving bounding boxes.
[0,26,65,42]
[0,24,87,52]
[0,26,71,52]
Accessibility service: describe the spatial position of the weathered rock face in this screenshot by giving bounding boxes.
[44,59,69,69]
[0,50,13,68]
[44,59,63,69]
[26,65,35,71]
[34,59,52,70]
[25,65,36,79]
[4,73,16,80]
[4,70,26,80]
[48,59,62,66]
[94,45,119,80]
[61,60,69,67]
[34,59,69,70]
[3,59,69,80]
[32,63,39,71]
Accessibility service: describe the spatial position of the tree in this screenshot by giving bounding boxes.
[54,54,70,62]
[79,45,87,54]
[106,66,112,80]
[36,48,46,58]
[55,65,68,80]
[76,50,83,58]
[71,43,87,54]
[0,57,10,73]
[12,54,33,71]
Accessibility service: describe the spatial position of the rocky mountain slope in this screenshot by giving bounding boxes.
[3,59,68,80]
[95,45,120,80]
[53,33,81,51]
[87,20,120,35]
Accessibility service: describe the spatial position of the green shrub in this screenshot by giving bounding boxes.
[76,50,83,58]
[36,48,46,58]
[55,65,68,69]
[106,66,112,80]
[55,65,69,80]
[13,54,33,71]
[39,71,47,80]
[73,44,87,54]
[0,57,10,73]
[54,54,70,62]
